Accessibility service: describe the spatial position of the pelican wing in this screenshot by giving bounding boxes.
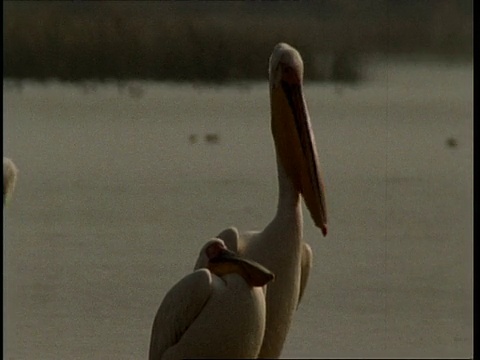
[297,243,312,308]
[149,269,213,360]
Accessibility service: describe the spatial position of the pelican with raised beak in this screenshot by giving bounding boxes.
[195,42,328,358]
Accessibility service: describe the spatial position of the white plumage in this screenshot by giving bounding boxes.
[149,239,274,360]
[194,43,328,358]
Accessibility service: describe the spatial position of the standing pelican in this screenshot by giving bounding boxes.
[149,238,275,360]
[194,43,328,358]
[4,157,18,205]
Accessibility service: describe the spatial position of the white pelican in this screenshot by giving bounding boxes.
[149,238,275,360]
[3,157,18,205]
[194,43,328,358]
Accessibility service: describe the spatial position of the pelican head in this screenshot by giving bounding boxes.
[269,43,328,236]
[269,43,304,89]
[201,239,275,287]
[3,157,18,205]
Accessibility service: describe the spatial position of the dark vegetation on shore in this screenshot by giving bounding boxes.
[3,1,473,84]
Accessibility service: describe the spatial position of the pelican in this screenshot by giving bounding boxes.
[149,238,275,360]
[4,157,18,205]
[194,43,328,358]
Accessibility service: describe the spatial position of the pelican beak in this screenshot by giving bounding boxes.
[281,78,328,236]
[208,249,275,287]
[269,44,328,236]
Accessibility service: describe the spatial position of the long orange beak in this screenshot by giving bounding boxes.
[281,78,328,236]
[269,43,328,236]
[208,248,275,287]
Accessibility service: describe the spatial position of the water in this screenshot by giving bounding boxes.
[3,62,473,359]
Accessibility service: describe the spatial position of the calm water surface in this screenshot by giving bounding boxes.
[3,62,473,359]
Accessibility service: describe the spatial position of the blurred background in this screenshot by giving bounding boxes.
[3,0,473,84]
[3,1,473,359]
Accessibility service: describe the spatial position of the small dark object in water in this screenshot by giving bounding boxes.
[446,137,458,148]
[128,83,144,98]
[205,133,220,144]
[189,134,198,144]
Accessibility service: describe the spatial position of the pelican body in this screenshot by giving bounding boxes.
[149,239,274,360]
[3,157,18,205]
[194,43,328,358]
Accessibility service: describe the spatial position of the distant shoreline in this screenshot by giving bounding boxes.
[4,2,472,84]
[3,59,472,90]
